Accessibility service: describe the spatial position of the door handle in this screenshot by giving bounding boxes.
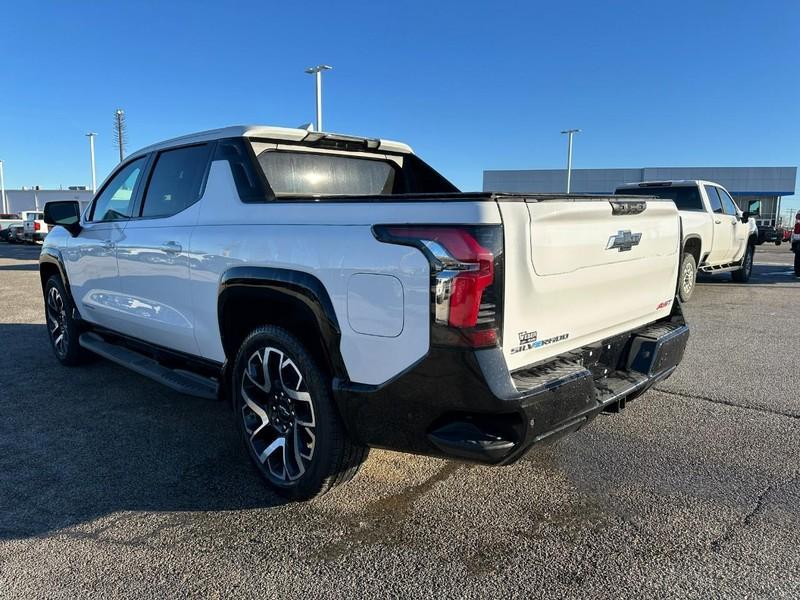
[714,220,722,224]
[160,241,182,254]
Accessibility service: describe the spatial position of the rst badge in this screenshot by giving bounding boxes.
[606,230,643,252]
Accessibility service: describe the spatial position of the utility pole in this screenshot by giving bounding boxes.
[86,133,97,193]
[114,109,127,162]
[0,160,5,214]
[560,129,581,193]
[304,65,332,132]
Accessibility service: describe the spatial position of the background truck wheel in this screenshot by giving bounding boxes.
[233,325,368,500]
[44,275,90,366]
[732,244,755,283]
[678,252,697,302]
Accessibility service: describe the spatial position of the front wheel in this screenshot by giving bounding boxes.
[44,275,89,365]
[732,244,755,283]
[678,252,697,302]
[233,325,368,500]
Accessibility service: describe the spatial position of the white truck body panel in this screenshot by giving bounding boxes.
[51,129,682,387]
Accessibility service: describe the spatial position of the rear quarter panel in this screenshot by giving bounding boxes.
[190,161,502,386]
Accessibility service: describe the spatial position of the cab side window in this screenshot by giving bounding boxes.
[704,185,724,214]
[140,144,211,218]
[717,188,739,216]
[90,157,147,222]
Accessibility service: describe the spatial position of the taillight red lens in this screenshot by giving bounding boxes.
[373,225,503,348]
[34,221,41,231]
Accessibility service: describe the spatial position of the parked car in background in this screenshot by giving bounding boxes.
[0,213,21,241]
[7,223,25,243]
[757,224,780,246]
[779,227,792,243]
[4,211,41,243]
[40,124,689,500]
[616,180,758,301]
[22,211,48,243]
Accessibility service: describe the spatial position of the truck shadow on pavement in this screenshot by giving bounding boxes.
[0,323,289,540]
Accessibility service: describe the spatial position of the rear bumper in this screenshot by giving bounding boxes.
[333,302,689,464]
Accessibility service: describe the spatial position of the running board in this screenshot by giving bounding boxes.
[79,332,219,400]
[698,262,742,274]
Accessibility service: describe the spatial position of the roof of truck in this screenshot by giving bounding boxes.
[128,125,413,159]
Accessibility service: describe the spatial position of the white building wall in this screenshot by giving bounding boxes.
[3,189,94,214]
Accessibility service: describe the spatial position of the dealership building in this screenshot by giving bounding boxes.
[1,187,94,215]
[483,166,797,227]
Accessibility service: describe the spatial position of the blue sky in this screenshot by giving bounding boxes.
[1,0,798,213]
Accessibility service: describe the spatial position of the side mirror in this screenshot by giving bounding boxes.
[741,211,751,223]
[43,201,82,236]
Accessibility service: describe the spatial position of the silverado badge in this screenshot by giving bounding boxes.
[606,230,642,252]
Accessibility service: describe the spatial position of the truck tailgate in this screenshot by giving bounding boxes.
[498,197,680,372]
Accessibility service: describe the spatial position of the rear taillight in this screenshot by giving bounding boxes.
[373,225,503,348]
[34,221,41,231]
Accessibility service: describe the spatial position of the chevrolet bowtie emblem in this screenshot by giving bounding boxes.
[606,230,642,252]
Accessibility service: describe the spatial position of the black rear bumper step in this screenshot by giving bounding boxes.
[334,302,689,465]
[79,332,219,400]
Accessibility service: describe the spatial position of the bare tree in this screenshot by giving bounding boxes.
[113,109,127,162]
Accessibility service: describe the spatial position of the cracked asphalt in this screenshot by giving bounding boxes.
[0,242,798,599]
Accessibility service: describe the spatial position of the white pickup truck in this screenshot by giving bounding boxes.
[40,125,690,499]
[22,211,49,243]
[616,180,758,301]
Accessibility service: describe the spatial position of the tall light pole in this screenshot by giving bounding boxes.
[560,129,581,193]
[0,160,5,214]
[304,65,332,132]
[86,133,97,194]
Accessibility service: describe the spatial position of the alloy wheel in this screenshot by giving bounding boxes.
[682,261,695,297]
[240,347,316,483]
[46,286,68,357]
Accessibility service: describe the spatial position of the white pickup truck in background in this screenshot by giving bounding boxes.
[616,180,758,301]
[22,211,48,243]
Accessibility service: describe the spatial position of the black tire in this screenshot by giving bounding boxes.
[232,325,368,500]
[678,252,697,302]
[44,275,89,366]
[732,244,755,283]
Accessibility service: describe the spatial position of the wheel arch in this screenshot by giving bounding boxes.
[39,247,75,305]
[217,267,348,383]
[682,235,702,264]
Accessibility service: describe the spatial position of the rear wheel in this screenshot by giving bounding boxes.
[233,325,368,500]
[678,252,697,302]
[732,244,754,283]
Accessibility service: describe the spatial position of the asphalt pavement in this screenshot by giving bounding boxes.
[0,242,798,599]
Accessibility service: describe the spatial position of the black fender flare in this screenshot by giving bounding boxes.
[217,266,348,380]
[39,247,76,307]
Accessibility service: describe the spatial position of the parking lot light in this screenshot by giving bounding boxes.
[0,160,5,213]
[86,133,97,194]
[304,65,333,132]
[560,129,581,193]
